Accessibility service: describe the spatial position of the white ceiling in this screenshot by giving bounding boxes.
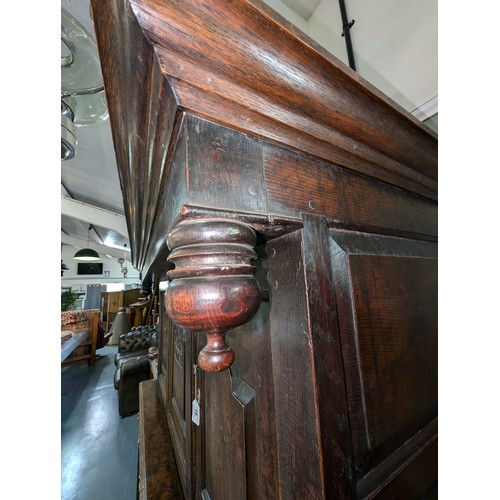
[61,0,127,261]
[60,0,437,267]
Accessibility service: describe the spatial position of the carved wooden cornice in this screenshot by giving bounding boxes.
[128,0,437,199]
[91,0,438,273]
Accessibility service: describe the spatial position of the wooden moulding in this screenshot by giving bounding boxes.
[127,0,437,200]
[91,0,438,277]
[164,218,261,372]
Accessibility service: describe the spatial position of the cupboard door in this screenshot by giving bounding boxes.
[329,230,438,498]
[197,365,253,500]
[195,247,276,500]
[162,313,195,499]
[195,304,274,500]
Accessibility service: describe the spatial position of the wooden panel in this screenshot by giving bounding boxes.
[374,437,438,499]
[100,290,141,332]
[157,290,169,400]
[163,318,195,499]
[266,229,326,499]
[328,230,438,495]
[226,324,254,389]
[123,289,141,307]
[176,117,437,241]
[172,328,187,423]
[201,368,254,500]
[142,118,189,275]
[187,245,276,498]
[108,291,122,312]
[138,379,184,499]
[357,419,437,499]
[265,147,437,239]
[243,299,278,499]
[224,240,272,387]
[218,247,279,498]
[185,116,267,215]
[197,284,275,498]
[100,293,109,331]
[301,215,356,497]
[350,256,437,450]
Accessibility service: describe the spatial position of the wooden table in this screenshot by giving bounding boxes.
[61,330,88,363]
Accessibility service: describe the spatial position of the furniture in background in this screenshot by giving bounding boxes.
[92,0,438,497]
[129,298,151,327]
[129,280,160,327]
[113,325,157,417]
[61,309,100,367]
[100,289,141,332]
[108,306,132,345]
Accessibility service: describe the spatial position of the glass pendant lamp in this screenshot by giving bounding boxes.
[61,8,108,160]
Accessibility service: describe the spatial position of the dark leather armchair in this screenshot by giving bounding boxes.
[113,325,157,417]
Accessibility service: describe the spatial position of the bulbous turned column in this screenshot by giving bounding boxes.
[165,218,261,372]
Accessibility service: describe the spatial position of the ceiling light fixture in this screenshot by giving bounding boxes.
[61,8,108,161]
[74,225,100,261]
[61,243,70,276]
[61,260,70,277]
[118,244,128,277]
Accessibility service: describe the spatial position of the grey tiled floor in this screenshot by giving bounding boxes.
[61,345,139,500]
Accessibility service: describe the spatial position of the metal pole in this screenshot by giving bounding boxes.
[338,0,356,71]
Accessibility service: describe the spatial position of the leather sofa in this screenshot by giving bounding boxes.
[113,325,157,417]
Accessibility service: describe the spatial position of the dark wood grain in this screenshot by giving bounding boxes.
[357,418,437,498]
[349,256,437,451]
[245,301,279,499]
[301,215,356,498]
[127,0,437,200]
[226,249,280,498]
[91,0,438,497]
[267,229,326,499]
[138,380,184,499]
[165,218,261,372]
[201,369,251,500]
[374,437,438,499]
[157,290,169,405]
[328,230,437,493]
[218,246,280,498]
[163,318,195,499]
[181,116,437,242]
[184,116,267,214]
[92,0,437,277]
[264,146,437,240]
[91,0,184,272]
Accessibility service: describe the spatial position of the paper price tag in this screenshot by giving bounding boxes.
[192,399,200,426]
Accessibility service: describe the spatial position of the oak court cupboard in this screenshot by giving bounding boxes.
[90,0,438,498]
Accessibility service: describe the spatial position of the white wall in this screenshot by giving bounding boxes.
[262,0,309,32]
[264,0,438,119]
[61,243,141,295]
[423,113,438,133]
